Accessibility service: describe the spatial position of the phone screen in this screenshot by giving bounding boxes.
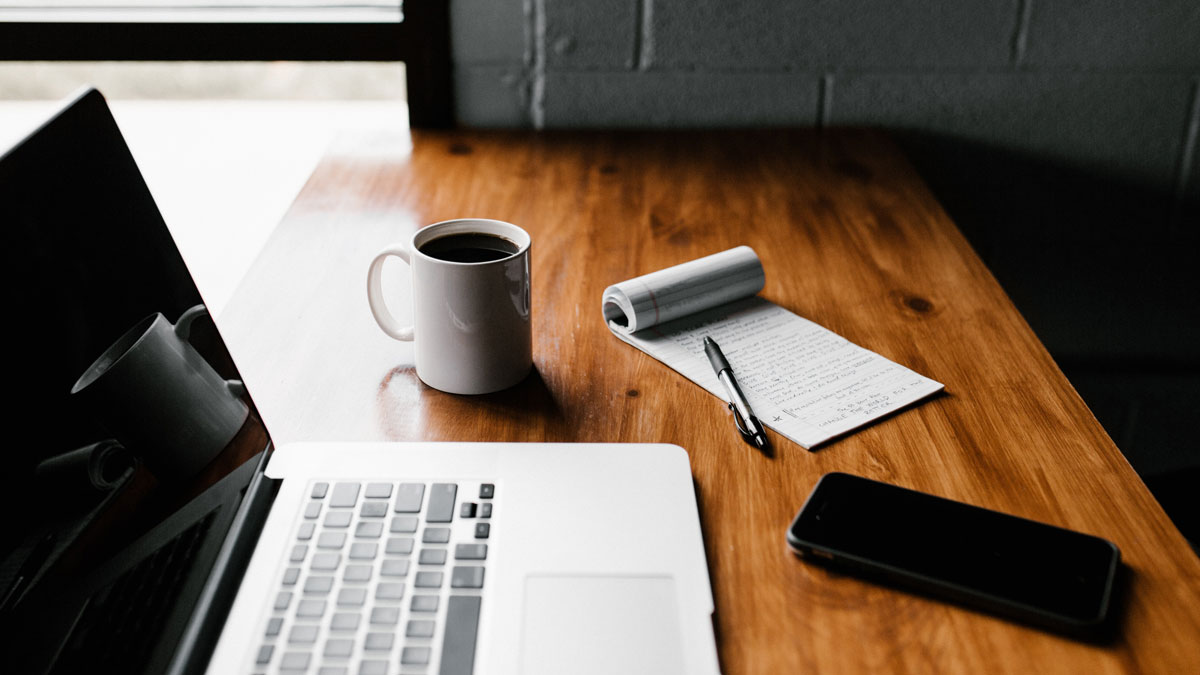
[787,473,1120,630]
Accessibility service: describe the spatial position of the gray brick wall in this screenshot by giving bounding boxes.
[1023,1,1200,68]
[544,0,640,70]
[541,71,820,127]
[450,0,528,126]
[448,0,1199,208]
[648,1,1018,70]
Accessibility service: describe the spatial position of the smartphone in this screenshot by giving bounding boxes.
[787,472,1121,638]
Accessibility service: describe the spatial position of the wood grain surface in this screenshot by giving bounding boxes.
[219,129,1200,674]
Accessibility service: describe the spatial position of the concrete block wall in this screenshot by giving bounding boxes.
[448,0,1200,537]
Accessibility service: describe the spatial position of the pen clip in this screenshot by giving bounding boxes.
[727,401,754,439]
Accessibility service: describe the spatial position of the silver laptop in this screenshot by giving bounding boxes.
[0,88,719,675]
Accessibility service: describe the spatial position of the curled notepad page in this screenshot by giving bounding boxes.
[602,246,766,334]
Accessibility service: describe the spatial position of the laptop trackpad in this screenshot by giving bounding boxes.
[521,575,686,675]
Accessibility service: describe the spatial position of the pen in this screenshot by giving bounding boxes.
[703,336,769,450]
[0,533,55,613]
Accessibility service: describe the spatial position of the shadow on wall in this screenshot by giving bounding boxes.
[892,132,1200,547]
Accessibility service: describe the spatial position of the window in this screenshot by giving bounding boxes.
[0,0,401,24]
[0,0,451,126]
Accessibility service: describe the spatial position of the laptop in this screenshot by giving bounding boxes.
[0,88,719,675]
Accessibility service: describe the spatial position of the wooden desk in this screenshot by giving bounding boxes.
[221,130,1200,673]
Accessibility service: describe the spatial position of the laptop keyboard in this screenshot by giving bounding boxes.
[254,481,493,675]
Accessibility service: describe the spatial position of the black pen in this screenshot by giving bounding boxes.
[703,336,769,450]
[0,533,55,613]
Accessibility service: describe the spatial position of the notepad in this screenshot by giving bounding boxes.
[602,247,944,449]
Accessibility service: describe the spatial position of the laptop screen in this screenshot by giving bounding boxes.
[0,88,270,671]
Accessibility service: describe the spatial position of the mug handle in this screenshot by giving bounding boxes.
[367,244,416,341]
[174,304,250,400]
[174,304,209,341]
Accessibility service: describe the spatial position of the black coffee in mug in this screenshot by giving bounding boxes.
[419,232,520,263]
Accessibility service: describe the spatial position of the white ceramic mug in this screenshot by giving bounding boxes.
[70,305,249,481]
[367,218,533,395]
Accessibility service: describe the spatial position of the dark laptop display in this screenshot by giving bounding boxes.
[0,88,273,674]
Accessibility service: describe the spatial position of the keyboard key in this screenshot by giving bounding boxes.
[324,638,354,658]
[283,567,302,584]
[265,617,284,636]
[394,483,425,513]
[343,564,373,582]
[460,502,477,518]
[290,544,308,562]
[380,559,410,577]
[411,595,439,612]
[318,531,347,549]
[311,482,329,499]
[364,632,395,651]
[454,544,488,560]
[401,646,431,665]
[324,511,353,528]
[427,483,458,522]
[479,483,495,499]
[355,521,384,538]
[451,566,486,589]
[304,575,334,594]
[337,587,367,607]
[474,523,490,539]
[441,596,482,675]
[281,652,311,670]
[311,553,342,570]
[289,624,319,644]
[423,527,451,544]
[370,606,400,625]
[385,537,414,555]
[349,543,378,560]
[360,501,388,518]
[274,591,293,611]
[330,612,360,631]
[297,522,316,540]
[330,482,360,508]
[364,482,393,499]
[296,599,327,618]
[319,667,348,675]
[304,501,322,519]
[414,571,443,588]
[375,582,405,601]
[419,549,447,565]
[256,644,273,664]
[358,659,388,675]
[390,515,418,533]
[479,503,493,518]
[406,619,435,638]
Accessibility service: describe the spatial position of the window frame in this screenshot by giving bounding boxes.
[0,1,452,126]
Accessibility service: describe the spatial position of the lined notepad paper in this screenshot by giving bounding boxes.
[603,248,944,449]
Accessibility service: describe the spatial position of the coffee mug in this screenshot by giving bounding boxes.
[367,218,532,395]
[71,304,249,481]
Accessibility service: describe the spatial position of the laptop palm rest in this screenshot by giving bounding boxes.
[520,575,685,675]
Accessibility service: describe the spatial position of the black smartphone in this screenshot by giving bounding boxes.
[787,472,1121,638]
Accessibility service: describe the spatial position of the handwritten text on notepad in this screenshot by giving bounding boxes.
[617,297,943,448]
